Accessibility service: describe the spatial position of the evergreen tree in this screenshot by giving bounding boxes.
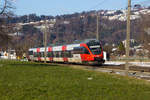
[118,42,125,55]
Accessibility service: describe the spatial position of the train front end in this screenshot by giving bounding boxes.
[85,39,105,65]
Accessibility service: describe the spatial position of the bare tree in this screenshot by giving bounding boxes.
[0,0,14,48]
[139,14,150,57]
[0,0,14,16]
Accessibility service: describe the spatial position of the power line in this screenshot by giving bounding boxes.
[89,0,109,11]
[96,12,99,40]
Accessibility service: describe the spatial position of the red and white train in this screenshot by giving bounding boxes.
[28,39,105,65]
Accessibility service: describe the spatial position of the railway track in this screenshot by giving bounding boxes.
[32,61,150,80]
[60,63,150,73]
[100,64,150,72]
[56,63,150,81]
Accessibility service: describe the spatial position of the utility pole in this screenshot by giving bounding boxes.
[44,20,48,63]
[7,24,11,60]
[8,43,10,60]
[96,12,99,40]
[125,0,131,75]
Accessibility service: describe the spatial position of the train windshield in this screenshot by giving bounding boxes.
[87,40,102,55]
[90,46,101,55]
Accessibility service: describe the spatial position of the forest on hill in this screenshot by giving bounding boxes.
[1,9,150,56]
[11,11,148,45]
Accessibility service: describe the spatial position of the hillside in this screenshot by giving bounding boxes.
[5,7,150,55]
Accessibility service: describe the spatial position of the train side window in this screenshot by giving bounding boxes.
[39,52,41,57]
[66,51,69,57]
[41,52,43,57]
[69,51,73,58]
[52,51,54,57]
[34,52,38,57]
[83,47,90,54]
[37,52,40,57]
[67,51,69,57]
[59,51,62,57]
[48,52,53,57]
[47,52,50,57]
[65,51,67,57]
[62,51,72,58]
[33,52,35,57]
[40,52,42,57]
[64,51,68,57]
[38,52,41,57]
[53,51,56,57]
[28,51,33,55]
[65,51,69,58]
[68,51,70,58]
[73,47,90,54]
[70,50,73,57]
[74,47,80,54]
[73,47,83,54]
[62,51,64,57]
[56,51,59,57]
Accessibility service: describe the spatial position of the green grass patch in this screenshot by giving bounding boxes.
[0,60,150,100]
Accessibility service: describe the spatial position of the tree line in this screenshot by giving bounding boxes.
[0,1,150,58]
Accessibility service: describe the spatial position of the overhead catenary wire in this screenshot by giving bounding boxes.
[88,0,110,11]
[88,0,110,41]
[89,0,107,10]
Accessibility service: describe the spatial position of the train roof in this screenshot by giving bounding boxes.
[29,39,100,50]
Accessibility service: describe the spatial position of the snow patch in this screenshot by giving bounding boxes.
[104,61,150,67]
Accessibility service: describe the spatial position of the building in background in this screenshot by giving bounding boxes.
[0,50,16,60]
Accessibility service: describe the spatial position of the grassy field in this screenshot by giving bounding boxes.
[0,60,150,100]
